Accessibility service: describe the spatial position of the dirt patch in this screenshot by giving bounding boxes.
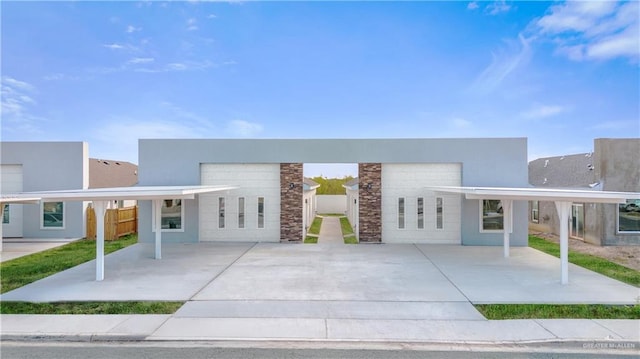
[530,231,640,271]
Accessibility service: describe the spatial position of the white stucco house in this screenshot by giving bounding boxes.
[303,178,320,234]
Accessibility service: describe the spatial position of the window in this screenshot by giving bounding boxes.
[152,200,184,231]
[218,197,225,229]
[398,197,405,229]
[436,197,443,230]
[618,199,640,233]
[2,205,9,224]
[258,197,265,228]
[481,200,503,231]
[238,197,245,229]
[42,202,64,229]
[417,197,424,229]
[163,199,182,230]
[531,200,539,223]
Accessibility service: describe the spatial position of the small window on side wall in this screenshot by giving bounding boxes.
[218,197,225,229]
[618,200,640,233]
[42,202,64,229]
[398,198,405,229]
[531,200,539,223]
[3,205,9,224]
[436,197,443,230]
[417,197,424,229]
[257,197,265,229]
[481,200,503,231]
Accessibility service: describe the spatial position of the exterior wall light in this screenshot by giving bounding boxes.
[366,183,372,191]
[289,183,295,189]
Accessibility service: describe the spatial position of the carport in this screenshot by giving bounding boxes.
[427,186,640,284]
[10,186,236,281]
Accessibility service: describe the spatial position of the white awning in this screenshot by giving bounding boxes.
[13,185,238,202]
[425,185,640,284]
[425,186,639,203]
[2,185,238,281]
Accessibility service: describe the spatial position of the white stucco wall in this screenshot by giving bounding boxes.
[316,195,347,214]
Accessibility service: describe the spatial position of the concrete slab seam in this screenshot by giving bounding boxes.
[413,244,474,304]
[533,319,561,340]
[187,242,259,301]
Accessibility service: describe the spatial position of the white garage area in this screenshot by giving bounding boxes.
[199,164,280,242]
[382,163,461,243]
[1,165,24,238]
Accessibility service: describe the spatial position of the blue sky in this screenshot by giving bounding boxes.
[2,1,638,178]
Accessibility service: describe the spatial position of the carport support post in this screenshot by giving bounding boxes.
[502,199,513,258]
[93,200,108,281]
[153,199,162,259]
[555,201,572,284]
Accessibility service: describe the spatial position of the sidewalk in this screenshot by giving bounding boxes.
[317,216,344,244]
[1,314,638,346]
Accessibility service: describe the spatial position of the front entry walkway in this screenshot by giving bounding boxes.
[317,216,344,244]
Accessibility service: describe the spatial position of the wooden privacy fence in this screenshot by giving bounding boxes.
[86,205,138,240]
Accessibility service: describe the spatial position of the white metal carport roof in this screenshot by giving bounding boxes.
[426,186,640,284]
[5,185,237,281]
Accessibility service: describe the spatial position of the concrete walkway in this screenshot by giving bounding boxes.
[1,242,639,347]
[317,216,344,244]
[0,238,77,263]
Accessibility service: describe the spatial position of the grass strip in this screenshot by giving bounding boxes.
[476,304,640,320]
[529,235,640,287]
[320,213,346,217]
[307,217,323,236]
[1,234,138,294]
[304,237,318,244]
[340,217,354,236]
[344,237,358,244]
[0,301,184,315]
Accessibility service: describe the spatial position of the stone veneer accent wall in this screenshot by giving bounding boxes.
[358,163,382,243]
[280,163,303,242]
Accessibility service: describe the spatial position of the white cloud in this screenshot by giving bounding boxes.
[535,1,639,62]
[486,1,511,15]
[103,43,125,50]
[470,33,532,93]
[226,120,263,137]
[187,18,198,31]
[467,2,479,10]
[127,57,155,64]
[521,104,566,119]
[126,25,141,33]
[1,76,45,135]
[207,13,218,19]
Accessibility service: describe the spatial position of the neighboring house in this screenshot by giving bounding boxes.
[302,178,320,234]
[529,138,640,245]
[343,178,359,238]
[1,142,89,239]
[0,142,140,239]
[89,158,138,207]
[137,138,530,245]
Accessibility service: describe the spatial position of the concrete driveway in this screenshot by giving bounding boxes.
[1,239,77,263]
[2,242,637,307]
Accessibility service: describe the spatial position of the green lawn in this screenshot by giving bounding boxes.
[528,235,639,287]
[1,234,138,294]
[307,216,323,236]
[0,301,183,315]
[476,304,640,320]
[339,217,358,244]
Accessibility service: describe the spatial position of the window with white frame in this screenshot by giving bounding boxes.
[257,197,265,229]
[531,200,539,223]
[480,199,503,231]
[398,197,405,229]
[618,199,640,233]
[436,197,443,230]
[156,199,183,231]
[2,205,9,224]
[238,197,245,229]
[417,197,424,229]
[218,197,225,229]
[42,202,64,229]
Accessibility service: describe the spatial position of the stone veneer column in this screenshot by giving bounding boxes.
[358,163,382,243]
[280,163,303,242]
